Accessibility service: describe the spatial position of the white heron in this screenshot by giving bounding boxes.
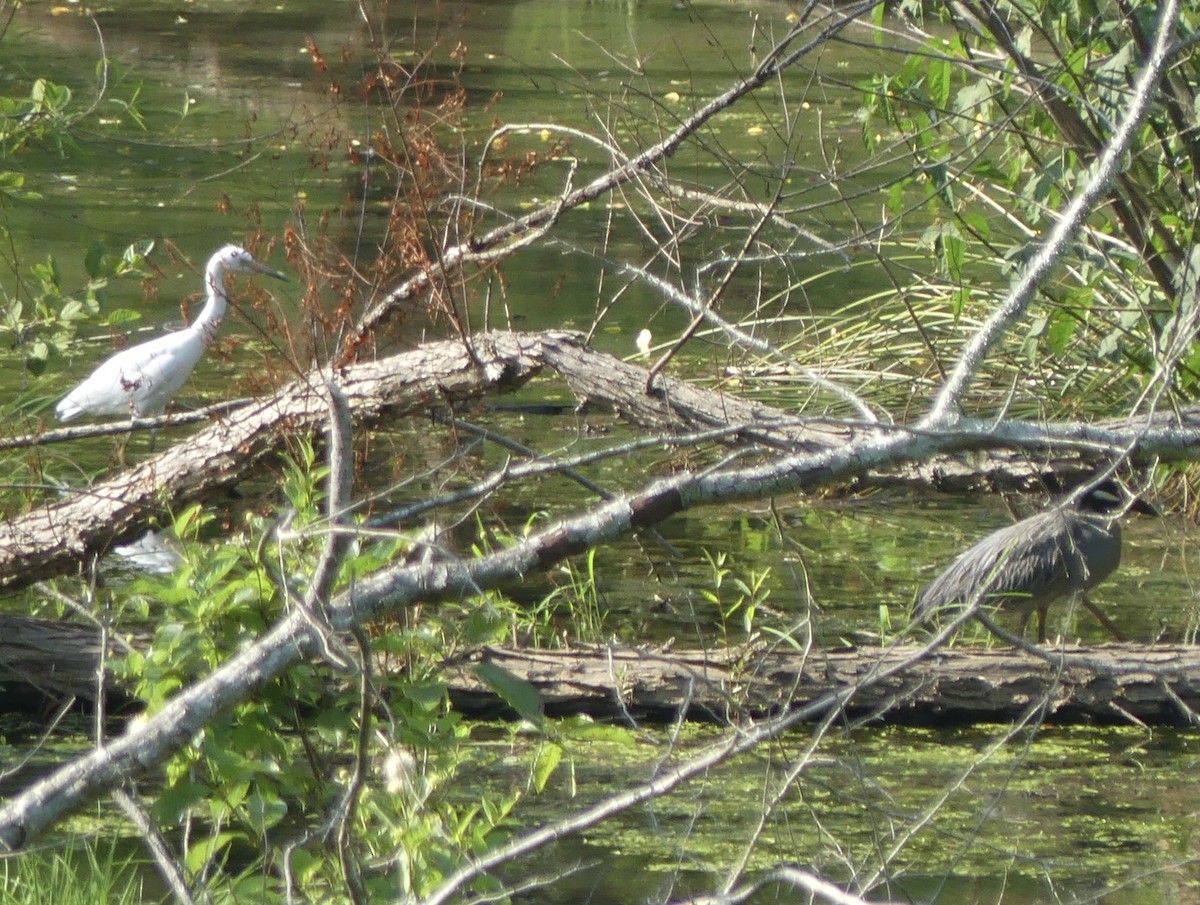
[55,244,287,422]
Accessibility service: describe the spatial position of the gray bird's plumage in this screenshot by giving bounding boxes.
[915,481,1154,642]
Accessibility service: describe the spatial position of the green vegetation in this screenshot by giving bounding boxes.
[0,838,146,905]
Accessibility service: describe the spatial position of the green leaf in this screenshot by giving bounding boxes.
[950,286,970,317]
[105,307,143,325]
[1046,310,1078,355]
[172,503,205,540]
[926,58,951,110]
[224,781,250,810]
[37,79,71,110]
[402,679,448,712]
[465,602,506,645]
[184,831,239,874]
[84,241,106,279]
[122,239,155,269]
[476,660,543,725]
[0,171,39,202]
[155,777,209,823]
[940,228,964,280]
[246,787,287,833]
[287,847,322,885]
[532,742,563,792]
[1097,329,1122,359]
[958,209,991,242]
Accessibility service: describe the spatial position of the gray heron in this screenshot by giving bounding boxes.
[914,479,1157,642]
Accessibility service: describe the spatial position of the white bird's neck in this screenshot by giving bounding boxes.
[195,259,230,344]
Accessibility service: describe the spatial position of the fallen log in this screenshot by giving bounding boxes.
[0,614,125,712]
[0,331,554,590]
[536,332,1185,493]
[443,644,1200,726]
[5,615,1199,726]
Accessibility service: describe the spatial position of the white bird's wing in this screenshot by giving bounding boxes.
[124,332,206,412]
[56,329,206,420]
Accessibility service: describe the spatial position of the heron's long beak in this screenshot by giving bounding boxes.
[252,262,289,281]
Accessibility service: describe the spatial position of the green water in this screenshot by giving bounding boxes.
[463,720,1200,905]
[0,3,1195,905]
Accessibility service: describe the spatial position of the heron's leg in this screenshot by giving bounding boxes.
[130,414,158,454]
[1080,595,1126,642]
[1017,610,1032,640]
[1036,606,1048,644]
[114,423,133,468]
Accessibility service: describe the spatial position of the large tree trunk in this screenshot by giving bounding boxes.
[443,643,1200,726]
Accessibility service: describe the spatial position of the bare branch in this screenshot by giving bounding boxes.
[923,0,1183,426]
[112,787,202,905]
[674,865,901,905]
[350,1,885,342]
[611,258,882,422]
